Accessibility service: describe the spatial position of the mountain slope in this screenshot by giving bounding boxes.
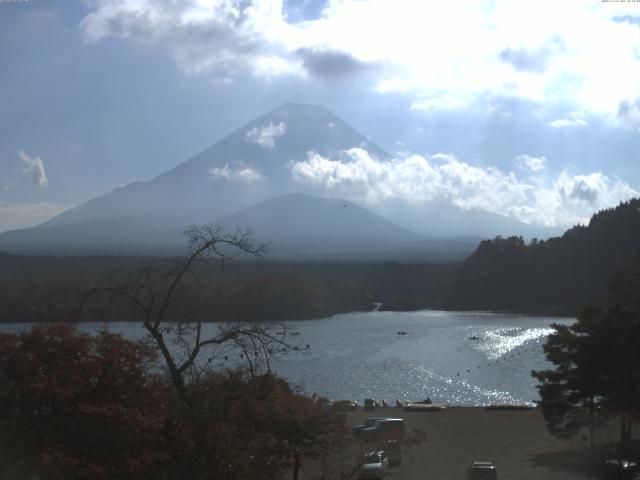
[216,193,418,246]
[42,103,388,229]
[214,193,483,261]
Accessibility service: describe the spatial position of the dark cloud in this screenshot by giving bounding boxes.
[613,15,640,26]
[616,98,640,129]
[296,47,373,78]
[618,100,633,118]
[499,46,551,73]
[81,0,276,76]
[284,0,327,23]
[568,180,598,203]
[498,38,564,73]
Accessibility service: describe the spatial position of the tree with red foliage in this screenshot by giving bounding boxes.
[0,324,167,479]
[0,324,349,480]
[266,383,347,480]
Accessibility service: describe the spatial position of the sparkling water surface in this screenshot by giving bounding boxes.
[1,310,574,406]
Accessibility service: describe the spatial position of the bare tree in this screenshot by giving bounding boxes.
[84,225,299,399]
[82,224,301,477]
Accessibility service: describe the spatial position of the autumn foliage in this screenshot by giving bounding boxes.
[0,325,343,480]
[0,324,166,479]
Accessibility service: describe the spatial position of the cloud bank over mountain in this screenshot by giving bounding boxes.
[290,148,638,227]
[1,102,636,253]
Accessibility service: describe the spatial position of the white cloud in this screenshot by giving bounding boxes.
[290,149,638,228]
[549,117,589,128]
[509,171,638,227]
[208,164,265,183]
[0,201,65,233]
[246,121,287,148]
[514,155,547,173]
[18,150,48,187]
[291,148,529,210]
[80,1,640,124]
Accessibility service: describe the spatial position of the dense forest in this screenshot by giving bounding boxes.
[445,198,640,315]
[0,253,453,323]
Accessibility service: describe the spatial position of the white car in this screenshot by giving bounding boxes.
[359,451,389,479]
[468,460,497,480]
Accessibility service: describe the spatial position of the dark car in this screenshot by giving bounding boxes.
[468,460,497,480]
[332,399,359,411]
[361,418,405,443]
[364,398,379,411]
[602,459,640,480]
[352,417,389,438]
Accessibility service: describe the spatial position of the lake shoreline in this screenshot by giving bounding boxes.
[0,306,577,324]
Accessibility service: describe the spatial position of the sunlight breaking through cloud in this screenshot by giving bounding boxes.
[81,0,640,122]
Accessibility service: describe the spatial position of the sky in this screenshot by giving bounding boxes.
[1,0,639,232]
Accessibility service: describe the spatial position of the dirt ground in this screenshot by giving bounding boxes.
[299,407,600,480]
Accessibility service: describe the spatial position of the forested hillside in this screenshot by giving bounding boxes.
[0,253,453,323]
[445,198,640,315]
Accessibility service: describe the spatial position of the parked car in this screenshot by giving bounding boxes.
[352,417,389,439]
[468,460,498,480]
[364,398,379,411]
[602,459,640,480]
[332,399,359,411]
[361,418,405,443]
[359,451,389,479]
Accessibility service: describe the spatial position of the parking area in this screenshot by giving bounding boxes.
[300,407,596,480]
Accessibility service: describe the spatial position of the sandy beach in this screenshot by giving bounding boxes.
[300,407,597,480]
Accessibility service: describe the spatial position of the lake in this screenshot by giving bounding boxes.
[0,310,574,406]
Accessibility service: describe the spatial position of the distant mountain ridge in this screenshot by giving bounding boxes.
[216,193,419,246]
[0,103,557,257]
[213,193,481,260]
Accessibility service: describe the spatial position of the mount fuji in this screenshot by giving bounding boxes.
[0,103,556,258]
